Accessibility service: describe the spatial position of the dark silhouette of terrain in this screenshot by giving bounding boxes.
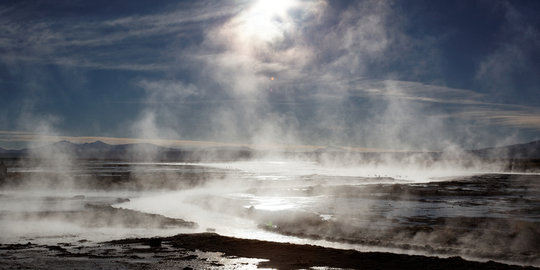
[0,140,253,161]
[0,139,539,170]
[107,233,538,270]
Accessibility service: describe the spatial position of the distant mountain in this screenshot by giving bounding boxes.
[471,140,540,159]
[0,147,24,158]
[314,146,348,153]
[1,139,539,161]
[0,141,254,161]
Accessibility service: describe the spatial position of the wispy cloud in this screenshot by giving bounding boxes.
[127,0,540,148]
[1,0,538,150]
[442,108,540,129]
[0,1,240,71]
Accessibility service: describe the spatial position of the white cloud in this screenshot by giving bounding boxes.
[0,1,240,71]
[443,108,540,129]
[2,0,539,149]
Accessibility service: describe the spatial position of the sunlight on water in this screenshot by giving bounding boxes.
[115,189,302,244]
[3,160,538,267]
[115,159,487,248]
[241,194,319,211]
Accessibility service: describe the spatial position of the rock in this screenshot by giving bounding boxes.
[147,238,162,248]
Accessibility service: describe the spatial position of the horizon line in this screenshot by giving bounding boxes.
[0,130,412,153]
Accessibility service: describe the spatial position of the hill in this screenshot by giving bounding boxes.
[0,141,253,162]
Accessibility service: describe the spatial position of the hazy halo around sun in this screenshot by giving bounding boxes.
[238,0,299,43]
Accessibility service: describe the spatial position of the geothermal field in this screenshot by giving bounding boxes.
[2,0,540,269]
[0,142,539,269]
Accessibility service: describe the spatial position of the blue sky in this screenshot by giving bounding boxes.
[1,0,539,150]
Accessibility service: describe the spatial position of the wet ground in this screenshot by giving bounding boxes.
[0,233,537,270]
[255,174,540,265]
[0,160,539,269]
[0,237,266,270]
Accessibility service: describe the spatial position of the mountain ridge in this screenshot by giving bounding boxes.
[1,139,539,161]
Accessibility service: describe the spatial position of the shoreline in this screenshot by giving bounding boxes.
[1,161,539,269]
[1,232,538,270]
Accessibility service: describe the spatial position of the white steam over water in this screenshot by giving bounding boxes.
[1,159,539,266]
[0,189,190,244]
[115,160,487,242]
[194,160,490,182]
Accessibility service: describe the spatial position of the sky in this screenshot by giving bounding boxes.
[1,0,539,150]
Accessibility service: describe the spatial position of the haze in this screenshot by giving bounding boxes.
[0,0,539,150]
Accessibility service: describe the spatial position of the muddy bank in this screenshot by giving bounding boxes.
[108,233,537,269]
[3,233,535,270]
[261,213,540,265]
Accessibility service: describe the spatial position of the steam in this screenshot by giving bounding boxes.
[117,0,531,153]
[0,0,527,152]
[9,105,78,190]
[1,0,539,268]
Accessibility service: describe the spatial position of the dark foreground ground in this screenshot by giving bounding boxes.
[0,232,538,270]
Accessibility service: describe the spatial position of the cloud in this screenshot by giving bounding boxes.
[130,0,539,149]
[1,0,538,150]
[0,1,240,71]
[442,108,540,130]
[172,1,400,145]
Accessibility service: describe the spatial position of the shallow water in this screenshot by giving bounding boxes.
[1,160,539,266]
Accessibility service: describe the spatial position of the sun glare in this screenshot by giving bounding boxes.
[252,0,296,17]
[239,0,298,42]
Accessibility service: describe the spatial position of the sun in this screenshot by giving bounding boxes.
[251,0,296,18]
[239,0,298,42]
